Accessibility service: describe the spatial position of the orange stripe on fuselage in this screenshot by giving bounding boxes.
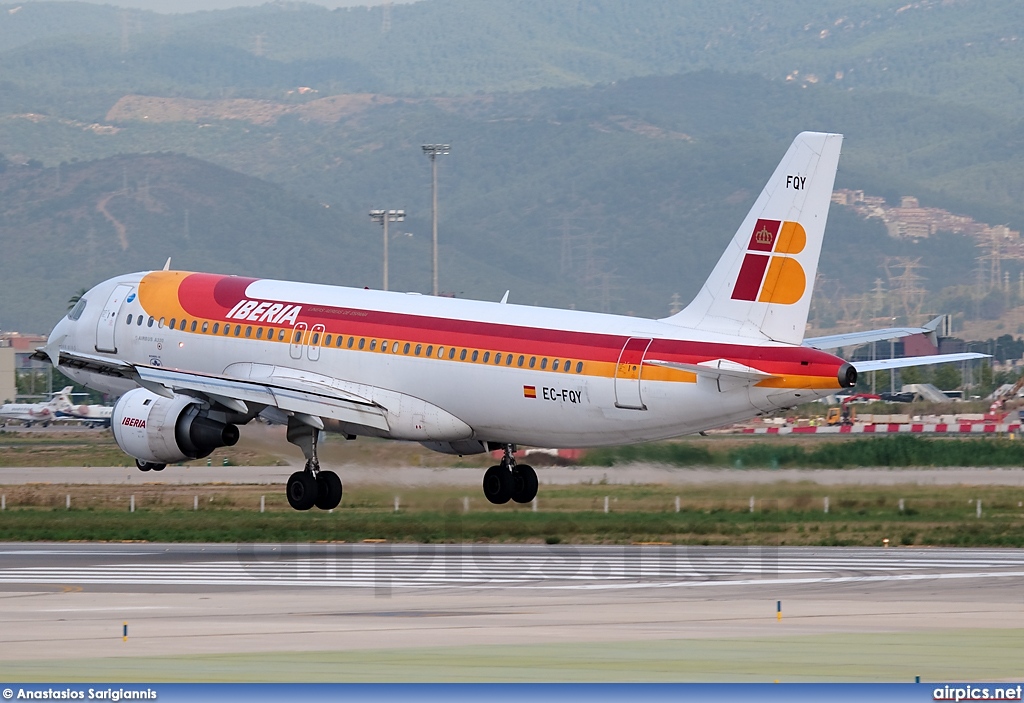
[132,271,846,389]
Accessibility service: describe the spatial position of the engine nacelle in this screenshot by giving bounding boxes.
[112,388,240,464]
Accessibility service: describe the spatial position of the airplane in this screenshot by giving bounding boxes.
[50,388,114,428]
[0,386,74,427]
[33,132,986,511]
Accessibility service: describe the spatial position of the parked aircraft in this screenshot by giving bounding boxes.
[0,386,73,427]
[51,388,113,427]
[34,132,985,510]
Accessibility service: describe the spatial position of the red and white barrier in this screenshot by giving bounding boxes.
[739,423,1022,435]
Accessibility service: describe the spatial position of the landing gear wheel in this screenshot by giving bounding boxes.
[315,470,343,510]
[286,470,318,511]
[511,464,538,504]
[135,460,165,472]
[482,464,513,504]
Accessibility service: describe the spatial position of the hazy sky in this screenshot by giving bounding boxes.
[21,0,411,13]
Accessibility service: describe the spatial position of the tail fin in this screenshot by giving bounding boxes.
[663,132,843,345]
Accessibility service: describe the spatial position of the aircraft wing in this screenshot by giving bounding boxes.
[804,315,945,350]
[33,346,389,432]
[853,352,987,373]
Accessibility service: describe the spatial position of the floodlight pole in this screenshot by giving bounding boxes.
[369,209,405,291]
[422,144,449,296]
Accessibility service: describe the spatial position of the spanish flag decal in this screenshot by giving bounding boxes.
[523,386,537,399]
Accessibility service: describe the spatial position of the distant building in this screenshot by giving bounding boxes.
[1,332,49,400]
[0,346,14,404]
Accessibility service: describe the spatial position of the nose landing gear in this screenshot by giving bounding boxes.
[286,418,342,511]
[482,444,537,505]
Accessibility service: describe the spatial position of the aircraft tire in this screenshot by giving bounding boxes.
[315,471,343,510]
[482,465,513,504]
[511,464,538,504]
[287,471,318,511]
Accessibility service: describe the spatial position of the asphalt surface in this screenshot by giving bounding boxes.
[6,464,1024,486]
[0,543,1021,680]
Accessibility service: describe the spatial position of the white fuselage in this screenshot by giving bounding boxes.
[48,271,846,448]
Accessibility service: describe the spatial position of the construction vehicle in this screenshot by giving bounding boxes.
[826,393,882,426]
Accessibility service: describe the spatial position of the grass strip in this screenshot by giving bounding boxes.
[586,435,1024,468]
[2,508,1023,546]
[2,629,1022,682]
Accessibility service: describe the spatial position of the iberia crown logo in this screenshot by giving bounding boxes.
[730,219,807,305]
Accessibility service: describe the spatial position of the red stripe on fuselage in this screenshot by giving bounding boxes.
[173,273,844,377]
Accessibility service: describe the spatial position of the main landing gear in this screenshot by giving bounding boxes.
[285,418,342,511]
[482,444,538,505]
[136,459,165,472]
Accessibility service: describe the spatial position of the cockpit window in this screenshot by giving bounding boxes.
[67,299,87,321]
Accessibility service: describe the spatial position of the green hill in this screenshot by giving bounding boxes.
[0,153,382,332]
[1,2,1023,333]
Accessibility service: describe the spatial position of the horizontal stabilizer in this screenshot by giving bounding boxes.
[854,352,987,374]
[646,358,773,382]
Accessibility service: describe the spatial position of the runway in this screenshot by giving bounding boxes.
[6,464,1024,486]
[1,544,1022,681]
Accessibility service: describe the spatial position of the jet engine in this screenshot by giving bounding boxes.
[111,388,240,464]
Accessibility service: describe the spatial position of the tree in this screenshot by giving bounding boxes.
[67,288,87,311]
[933,364,962,391]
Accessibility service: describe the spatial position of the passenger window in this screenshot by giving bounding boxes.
[202,322,209,333]
[245,326,252,338]
[212,323,219,334]
[311,332,320,345]
[576,361,583,373]
[278,330,286,341]
[482,352,490,363]
[137,315,143,327]
[449,348,456,360]
[426,345,433,357]
[540,358,547,370]
[552,359,560,371]
[234,325,241,336]
[359,338,366,350]
[460,349,467,361]
[190,320,197,332]
[517,355,524,367]
[294,330,302,343]
[148,317,154,328]
[347,337,355,348]
[506,354,513,366]
[494,353,502,364]
[438,346,445,358]
[471,350,479,362]
[325,334,332,346]
[370,339,377,351]
[381,341,389,352]
[169,318,176,329]
[126,314,133,325]
[336,336,343,347]
[403,343,410,354]
[529,357,536,368]
[159,318,165,328]
[256,328,264,339]
[415,345,422,356]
